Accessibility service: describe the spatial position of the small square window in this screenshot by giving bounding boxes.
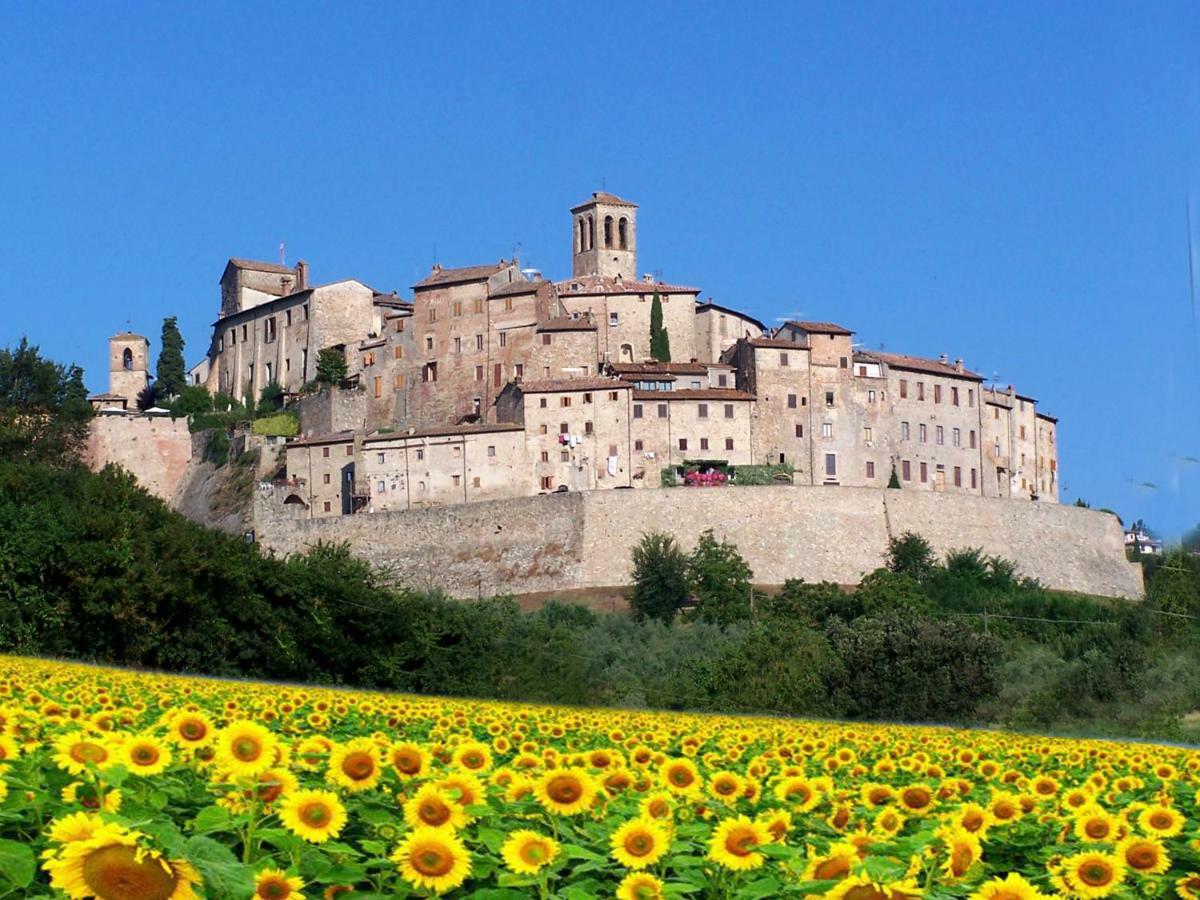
[825,391,834,407]
[780,352,789,366]
[795,423,804,438]
[634,439,644,451]
[698,403,708,419]
[724,404,734,418]
[866,461,875,478]
[561,450,569,461]
[323,501,331,512]
[633,404,643,419]
[487,445,496,457]
[700,437,709,450]
[725,438,734,451]
[678,438,688,451]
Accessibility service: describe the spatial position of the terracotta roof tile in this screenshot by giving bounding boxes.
[609,361,708,375]
[227,258,295,276]
[874,352,983,381]
[556,274,700,296]
[413,261,511,290]
[288,430,356,448]
[750,337,809,350]
[570,191,638,211]
[364,423,524,442]
[781,320,854,336]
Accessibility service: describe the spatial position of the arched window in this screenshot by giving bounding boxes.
[122,348,133,370]
[604,216,613,248]
[586,216,594,250]
[577,218,585,253]
[618,217,628,249]
[620,343,634,363]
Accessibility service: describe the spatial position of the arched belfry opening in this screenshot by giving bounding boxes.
[122,348,133,370]
[604,216,613,248]
[618,217,628,249]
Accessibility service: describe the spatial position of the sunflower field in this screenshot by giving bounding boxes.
[0,656,1198,899]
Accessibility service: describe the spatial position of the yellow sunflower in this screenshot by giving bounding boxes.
[452,740,493,773]
[253,866,304,900]
[327,738,384,793]
[404,783,467,831]
[44,826,201,900]
[897,783,937,816]
[1074,804,1121,843]
[500,829,558,875]
[1138,804,1185,838]
[1060,850,1126,899]
[938,827,982,881]
[802,840,859,882]
[1116,835,1170,876]
[536,768,597,816]
[215,721,278,776]
[388,741,428,779]
[1176,873,1200,900]
[969,872,1049,900]
[707,815,771,871]
[826,873,922,900]
[61,781,121,814]
[278,789,347,844]
[774,775,822,811]
[53,732,112,775]
[164,711,215,748]
[707,770,745,805]
[121,735,172,777]
[610,817,671,869]
[617,872,666,900]
[391,826,471,894]
[660,758,701,796]
[46,812,104,848]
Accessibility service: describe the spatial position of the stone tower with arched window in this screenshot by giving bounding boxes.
[571,191,637,279]
[108,332,150,406]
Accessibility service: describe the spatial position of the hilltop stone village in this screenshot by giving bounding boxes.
[88,191,1059,519]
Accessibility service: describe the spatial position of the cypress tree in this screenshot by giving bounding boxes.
[888,464,901,489]
[156,316,186,399]
[649,290,671,362]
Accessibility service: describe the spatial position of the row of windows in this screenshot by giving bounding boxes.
[898,380,975,407]
[370,444,500,465]
[425,332,553,354]
[576,214,631,252]
[899,422,976,448]
[538,391,624,408]
[632,402,738,419]
[898,460,978,489]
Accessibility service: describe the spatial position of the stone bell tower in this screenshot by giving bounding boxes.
[108,332,150,406]
[571,191,637,280]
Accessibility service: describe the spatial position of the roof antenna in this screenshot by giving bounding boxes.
[279,241,285,266]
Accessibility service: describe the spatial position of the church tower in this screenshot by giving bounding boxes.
[571,192,637,279]
[108,332,150,406]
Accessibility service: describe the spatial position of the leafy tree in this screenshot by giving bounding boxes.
[767,579,856,625]
[855,568,931,616]
[824,611,1003,721]
[629,532,689,623]
[707,620,833,716]
[0,338,93,465]
[169,385,213,418]
[687,528,754,626]
[886,531,935,583]
[649,290,671,362]
[887,464,901,489]
[1146,550,1200,616]
[315,348,348,386]
[155,316,186,399]
[1074,498,1091,508]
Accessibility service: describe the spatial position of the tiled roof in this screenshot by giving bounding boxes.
[695,301,766,332]
[288,430,356,448]
[610,361,708,376]
[515,377,632,394]
[781,320,854,336]
[538,316,596,332]
[874,352,983,381]
[1036,411,1058,423]
[108,332,149,342]
[556,274,700,296]
[633,388,755,401]
[750,337,808,350]
[570,191,638,211]
[489,279,541,298]
[364,423,524,443]
[227,258,295,276]
[87,392,127,400]
[413,261,511,290]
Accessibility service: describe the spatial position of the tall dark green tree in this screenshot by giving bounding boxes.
[316,348,349,386]
[629,532,689,623]
[156,316,186,399]
[688,528,754,626]
[649,290,671,362]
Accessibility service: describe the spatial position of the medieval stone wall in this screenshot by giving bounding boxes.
[253,485,1143,600]
[84,415,193,503]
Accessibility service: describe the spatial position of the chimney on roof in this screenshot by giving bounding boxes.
[296,260,308,291]
[939,353,948,364]
[642,273,653,283]
[955,358,963,373]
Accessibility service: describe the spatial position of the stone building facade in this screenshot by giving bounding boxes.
[167,190,1061,517]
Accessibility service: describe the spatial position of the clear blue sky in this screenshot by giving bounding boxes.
[3,3,1198,537]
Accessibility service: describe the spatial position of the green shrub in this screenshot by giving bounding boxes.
[251,413,299,437]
